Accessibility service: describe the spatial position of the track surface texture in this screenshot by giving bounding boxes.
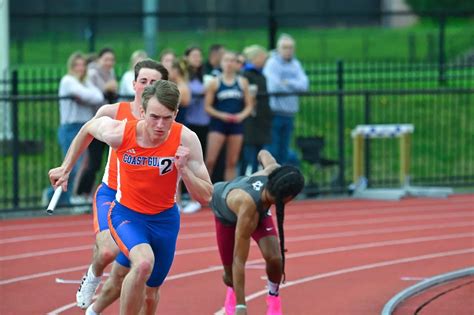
[1,194,473,314]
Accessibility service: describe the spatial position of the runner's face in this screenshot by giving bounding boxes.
[133,69,163,101]
[144,97,176,141]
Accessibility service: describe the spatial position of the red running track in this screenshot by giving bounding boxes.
[0,194,473,314]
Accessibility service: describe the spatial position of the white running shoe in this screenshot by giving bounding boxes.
[85,303,99,315]
[182,200,202,214]
[76,267,101,309]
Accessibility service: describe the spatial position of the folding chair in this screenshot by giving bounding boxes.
[296,136,339,195]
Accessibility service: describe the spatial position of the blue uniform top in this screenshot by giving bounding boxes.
[213,76,244,114]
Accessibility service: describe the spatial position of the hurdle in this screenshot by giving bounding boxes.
[350,124,453,200]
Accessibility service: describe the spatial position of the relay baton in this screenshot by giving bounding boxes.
[46,186,63,215]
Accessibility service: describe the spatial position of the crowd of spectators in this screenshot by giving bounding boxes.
[51,33,308,213]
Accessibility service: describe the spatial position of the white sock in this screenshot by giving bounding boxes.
[85,303,98,315]
[267,280,279,296]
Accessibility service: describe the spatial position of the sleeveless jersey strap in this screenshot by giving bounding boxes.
[115,102,130,119]
[116,120,138,152]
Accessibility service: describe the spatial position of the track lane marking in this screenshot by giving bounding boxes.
[44,236,474,313]
[2,221,473,262]
[2,211,472,244]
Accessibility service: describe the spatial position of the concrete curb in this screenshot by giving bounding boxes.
[381,267,474,315]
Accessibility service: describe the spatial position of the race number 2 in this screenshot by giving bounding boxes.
[159,157,174,175]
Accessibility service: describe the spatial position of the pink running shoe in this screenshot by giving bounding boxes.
[224,287,236,315]
[266,294,282,315]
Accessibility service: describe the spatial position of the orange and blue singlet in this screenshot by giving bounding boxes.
[108,119,183,287]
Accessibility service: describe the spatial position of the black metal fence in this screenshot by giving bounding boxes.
[10,10,474,64]
[1,60,473,211]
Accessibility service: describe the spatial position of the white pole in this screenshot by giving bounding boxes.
[207,0,216,30]
[381,0,418,28]
[143,0,158,58]
[0,0,11,140]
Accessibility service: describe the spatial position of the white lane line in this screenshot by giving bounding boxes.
[285,202,474,221]
[0,265,89,285]
[246,264,266,269]
[182,212,474,240]
[56,273,109,284]
[1,221,472,262]
[286,221,474,242]
[284,212,474,231]
[182,201,474,228]
[106,198,474,230]
[3,197,472,232]
[44,235,474,313]
[0,245,92,261]
[2,211,472,245]
[152,200,474,229]
[214,248,474,315]
[284,233,473,260]
[47,266,225,314]
[0,245,217,262]
[0,231,92,244]
[0,246,219,284]
[209,215,474,239]
[55,278,82,284]
[166,266,223,281]
[0,220,91,232]
[175,246,218,255]
[401,277,427,281]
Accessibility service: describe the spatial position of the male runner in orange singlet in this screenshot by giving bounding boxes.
[49,80,213,314]
[70,59,168,311]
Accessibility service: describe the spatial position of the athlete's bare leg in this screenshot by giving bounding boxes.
[77,231,120,309]
[120,244,155,315]
[90,262,129,313]
[205,132,226,177]
[91,231,120,276]
[225,135,244,181]
[257,235,282,283]
[139,286,160,315]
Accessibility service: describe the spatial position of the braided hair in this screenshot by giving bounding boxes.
[266,165,305,282]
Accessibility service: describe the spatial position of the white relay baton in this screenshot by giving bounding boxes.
[46,187,63,215]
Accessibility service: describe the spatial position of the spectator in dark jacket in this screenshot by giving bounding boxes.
[203,44,225,77]
[240,45,272,175]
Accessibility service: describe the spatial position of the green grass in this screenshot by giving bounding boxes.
[10,19,474,65]
[295,91,474,190]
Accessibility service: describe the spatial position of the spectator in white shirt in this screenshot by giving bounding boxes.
[119,50,148,100]
[46,51,104,205]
